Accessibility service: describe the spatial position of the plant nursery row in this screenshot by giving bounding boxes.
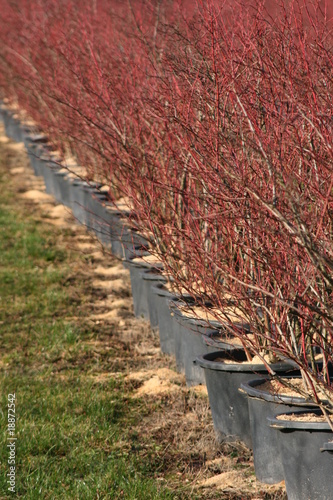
[1,0,333,498]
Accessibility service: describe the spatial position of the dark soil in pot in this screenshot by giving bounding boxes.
[196,349,296,448]
[269,409,333,500]
[240,375,314,484]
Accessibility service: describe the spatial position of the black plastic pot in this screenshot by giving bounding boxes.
[170,302,227,386]
[43,162,63,199]
[26,143,50,177]
[67,179,91,225]
[145,273,167,331]
[95,202,120,249]
[12,116,23,143]
[24,132,47,151]
[143,271,167,330]
[124,229,148,260]
[150,284,181,356]
[0,103,6,122]
[240,376,313,484]
[84,190,110,242]
[202,322,250,351]
[26,142,41,175]
[109,214,127,258]
[196,349,296,448]
[18,124,33,147]
[140,270,166,329]
[3,111,22,142]
[52,171,70,205]
[269,409,333,500]
[2,109,13,138]
[110,214,148,260]
[127,256,163,319]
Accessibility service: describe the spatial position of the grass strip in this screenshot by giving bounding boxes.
[0,163,180,499]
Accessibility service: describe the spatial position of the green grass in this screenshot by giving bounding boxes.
[0,167,181,499]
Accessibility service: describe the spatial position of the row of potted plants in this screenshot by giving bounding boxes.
[2,103,333,498]
[0,1,332,497]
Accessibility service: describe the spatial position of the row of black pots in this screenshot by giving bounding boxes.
[196,349,299,449]
[144,280,233,386]
[3,107,332,499]
[0,106,240,390]
[1,109,149,261]
[98,217,333,497]
[126,256,164,320]
[197,348,333,498]
[126,260,217,377]
[241,376,320,484]
[269,409,333,500]
[1,107,24,143]
[0,109,207,370]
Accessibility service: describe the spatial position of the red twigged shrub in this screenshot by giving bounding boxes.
[0,0,333,411]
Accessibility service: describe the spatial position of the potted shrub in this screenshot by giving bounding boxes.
[269,409,333,499]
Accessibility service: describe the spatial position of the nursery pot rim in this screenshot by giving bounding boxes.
[127,253,163,271]
[268,408,333,431]
[170,299,222,329]
[321,441,333,452]
[151,282,191,300]
[196,349,296,373]
[141,269,166,282]
[104,202,131,217]
[201,330,240,350]
[240,375,319,406]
